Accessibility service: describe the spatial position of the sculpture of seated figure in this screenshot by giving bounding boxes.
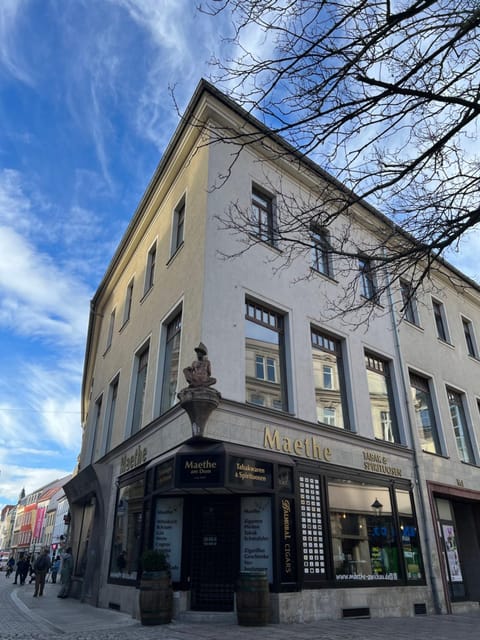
[183,342,217,388]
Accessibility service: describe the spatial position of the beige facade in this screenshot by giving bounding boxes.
[66,80,480,622]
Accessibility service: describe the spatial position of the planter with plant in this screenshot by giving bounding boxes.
[138,550,173,625]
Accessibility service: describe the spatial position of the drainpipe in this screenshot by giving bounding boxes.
[384,256,443,614]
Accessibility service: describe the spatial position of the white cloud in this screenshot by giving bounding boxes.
[0,465,71,509]
[0,0,34,85]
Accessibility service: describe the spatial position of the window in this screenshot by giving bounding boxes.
[109,475,145,582]
[359,256,376,300]
[400,280,418,325]
[311,226,332,277]
[123,279,134,325]
[172,198,185,254]
[90,395,103,462]
[104,376,119,453]
[432,299,448,342]
[131,344,149,434]
[328,480,423,582]
[365,353,399,443]
[245,300,287,411]
[105,309,116,352]
[144,243,157,294]
[252,188,275,245]
[462,318,477,358]
[410,373,441,454]
[160,312,182,413]
[312,328,349,429]
[447,389,475,464]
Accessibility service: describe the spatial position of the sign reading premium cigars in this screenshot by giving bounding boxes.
[228,457,273,489]
[177,453,223,487]
[279,497,296,582]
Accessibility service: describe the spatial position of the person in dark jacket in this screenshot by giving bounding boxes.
[57,548,73,599]
[33,548,51,597]
[14,554,29,585]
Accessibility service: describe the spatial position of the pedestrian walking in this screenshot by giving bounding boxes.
[57,547,73,599]
[14,554,29,585]
[33,548,51,597]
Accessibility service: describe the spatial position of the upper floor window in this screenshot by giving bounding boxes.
[400,280,419,325]
[90,394,103,462]
[359,256,376,300]
[105,376,119,453]
[245,300,287,411]
[252,188,275,245]
[462,318,477,358]
[144,242,157,294]
[172,197,185,255]
[447,388,475,464]
[123,279,134,325]
[311,225,332,277]
[105,308,116,352]
[365,353,399,443]
[410,373,441,454]
[432,299,448,342]
[160,311,182,414]
[311,328,349,429]
[131,344,149,434]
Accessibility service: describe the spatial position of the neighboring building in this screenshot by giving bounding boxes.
[65,80,480,622]
[0,505,15,551]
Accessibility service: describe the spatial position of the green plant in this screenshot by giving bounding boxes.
[141,549,170,572]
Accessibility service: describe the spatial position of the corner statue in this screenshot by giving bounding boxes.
[183,343,217,388]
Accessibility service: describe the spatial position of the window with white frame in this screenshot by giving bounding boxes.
[432,299,448,342]
[245,300,287,411]
[365,353,399,443]
[410,373,442,454]
[105,308,115,352]
[359,256,376,300]
[172,197,185,255]
[123,279,134,326]
[462,318,477,358]
[104,376,119,453]
[131,344,149,434]
[311,225,332,277]
[447,388,475,464]
[144,243,157,294]
[160,311,182,413]
[400,280,419,325]
[311,328,350,429]
[251,187,275,245]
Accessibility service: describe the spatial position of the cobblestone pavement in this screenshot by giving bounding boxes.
[2,573,480,640]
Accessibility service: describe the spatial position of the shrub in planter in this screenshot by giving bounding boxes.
[139,550,173,625]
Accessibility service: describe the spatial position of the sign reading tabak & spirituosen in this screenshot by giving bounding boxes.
[228,457,273,489]
[362,449,402,477]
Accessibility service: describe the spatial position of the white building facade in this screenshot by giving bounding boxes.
[65,81,480,622]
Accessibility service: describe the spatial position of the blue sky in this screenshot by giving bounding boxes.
[0,1,479,511]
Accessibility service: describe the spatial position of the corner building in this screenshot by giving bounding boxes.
[66,80,480,622]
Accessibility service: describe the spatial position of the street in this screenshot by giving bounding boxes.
[1,573,480,640]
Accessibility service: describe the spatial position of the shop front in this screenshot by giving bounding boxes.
[106,437,427,621]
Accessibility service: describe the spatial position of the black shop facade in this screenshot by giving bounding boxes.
[108,425,425,619]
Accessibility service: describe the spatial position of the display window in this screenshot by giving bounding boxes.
[109,474,145,582]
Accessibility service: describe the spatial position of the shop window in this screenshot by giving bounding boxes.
[109,475,145,582]
[447,388,475,464]
[311,328,350,429]
[328,480,399,581]
[245,300,288,411]
[410,373,442,454]
[365,353,399,443]
[299,474,326,579]
[160,311,182,413]
[396,489,424,581]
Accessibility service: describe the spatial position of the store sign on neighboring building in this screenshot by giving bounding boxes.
[153,497,183,582]
[177,454,223,487]
[240,496,273,581]
[228,457,273,489]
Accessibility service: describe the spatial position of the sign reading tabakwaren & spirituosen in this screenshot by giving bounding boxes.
[176,453,223,487]
[228,457,273,489]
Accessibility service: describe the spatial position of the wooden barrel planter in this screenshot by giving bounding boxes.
[236,571,270,626]
[139,570,173,625]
